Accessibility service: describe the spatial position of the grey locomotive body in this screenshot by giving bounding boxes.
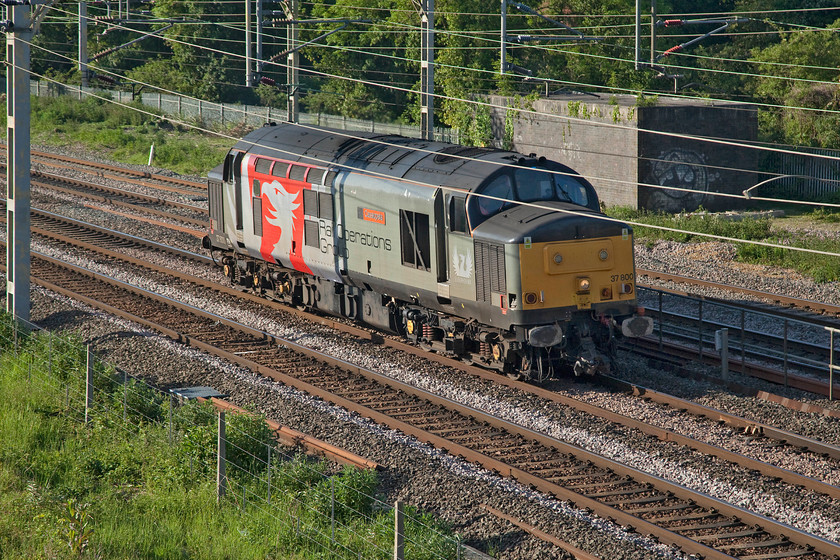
[203,122,652,379]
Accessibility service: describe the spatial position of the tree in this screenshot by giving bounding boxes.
[749,18,840,147]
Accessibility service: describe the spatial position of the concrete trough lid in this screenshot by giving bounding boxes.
[169,386,228,400]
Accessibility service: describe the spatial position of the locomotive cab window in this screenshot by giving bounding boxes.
[467,173,515,229]
[448,195,468,234]
[468,167,597,229]
[400,210,431,271]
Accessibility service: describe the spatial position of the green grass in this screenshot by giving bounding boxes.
[0,316,457,559]
[608,206,840,282]
[8,96,235,176]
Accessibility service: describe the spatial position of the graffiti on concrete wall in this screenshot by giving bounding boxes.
[647,149,720,212]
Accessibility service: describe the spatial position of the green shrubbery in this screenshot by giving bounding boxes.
[0,316,457,559]
[21,96,232,176]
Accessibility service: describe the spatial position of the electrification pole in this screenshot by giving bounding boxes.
[286,0,298,122]
[634,0,640,69]
[500,0,506,75]
[79,2,88,87]
[255,0,263,75]
[5,1,34,322]
[245,0,254,87]
[419,0,434,140]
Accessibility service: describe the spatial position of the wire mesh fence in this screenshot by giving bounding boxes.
[0,313,463,559]
[30,80,460,144]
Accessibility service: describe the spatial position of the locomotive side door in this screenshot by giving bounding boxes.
[224,150,245,246]
[445,193,476,302]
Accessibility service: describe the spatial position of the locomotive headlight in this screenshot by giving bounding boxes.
[599,249,609,261]
[577,277,591,293]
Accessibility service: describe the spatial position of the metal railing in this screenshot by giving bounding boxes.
[640,286,836,393]
[30,80,459,144]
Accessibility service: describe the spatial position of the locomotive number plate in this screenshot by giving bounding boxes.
[574,294,591,310]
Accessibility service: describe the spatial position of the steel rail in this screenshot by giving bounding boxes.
[33,170,208,215]
[17,214,840,499]
[624,337,840,419]
[17,252,840,559]
[638,268,840,317]
[481,505,604,560]
[26,174,207,228]
[27,148,207,191]
[631,335,840,399]
[205,397,380,471]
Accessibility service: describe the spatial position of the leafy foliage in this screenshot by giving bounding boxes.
[0,320,459,558]
[29,1,840,150]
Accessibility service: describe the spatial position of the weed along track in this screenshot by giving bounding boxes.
[15,252,840,560]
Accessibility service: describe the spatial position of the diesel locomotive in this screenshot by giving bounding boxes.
[202,122,653,380]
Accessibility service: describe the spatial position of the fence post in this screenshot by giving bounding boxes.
[394,500,404,560]
[698,300,704,359]
[85,345,94,424]
[741,309,746,373]
[168,394,173,444]
[123,369,128,422]
[658,291,663,351]
[829,328,835,401]
[783,319,789,388]
[715,328,728,380]
[217,411,227,502]
[267,444,272,505]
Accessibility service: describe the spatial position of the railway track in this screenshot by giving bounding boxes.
[11,209,840,479]
[14,251,839,560]
[638,268,840,317]
[28,148,207,195]
[7,151,840,558]
[24,154,840,396]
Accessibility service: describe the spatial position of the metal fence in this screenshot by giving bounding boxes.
[2,313,465,559]
[639,285,837,394]
[30,80,459,144]
[777,148,840,199]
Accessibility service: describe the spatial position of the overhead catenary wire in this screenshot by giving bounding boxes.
[27,33,840,197]
[16,8,840,252]
[22,65,840,262]
[39,4,840,155]
[27,6,836,204]
[41,3,840,113]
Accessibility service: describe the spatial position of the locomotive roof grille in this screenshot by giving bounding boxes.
[433,146,497,165]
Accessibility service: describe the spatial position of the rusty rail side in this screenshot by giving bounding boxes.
[26,256,840,560]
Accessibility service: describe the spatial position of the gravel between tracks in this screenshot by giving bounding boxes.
[21,147,840,557]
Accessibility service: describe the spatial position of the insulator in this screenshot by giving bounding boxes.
[260,76,276,87]
[663,19,683,26]
[95,74,117,85]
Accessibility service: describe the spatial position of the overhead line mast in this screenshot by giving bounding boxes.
[5,0,42,323]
